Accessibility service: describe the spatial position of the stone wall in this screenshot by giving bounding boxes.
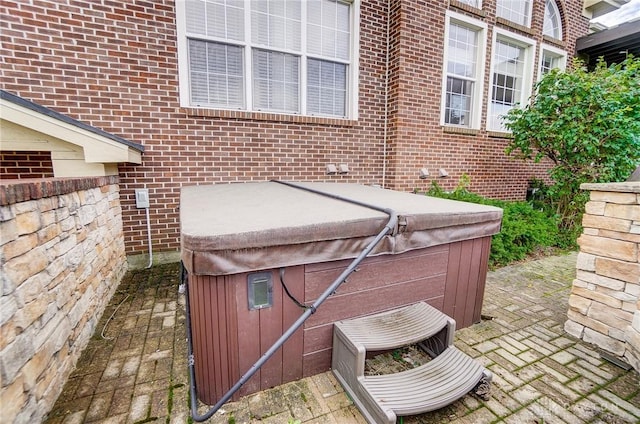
[0,176,127,423]
[565,182,640,372]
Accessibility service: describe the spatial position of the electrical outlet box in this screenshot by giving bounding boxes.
[135,188,150,208]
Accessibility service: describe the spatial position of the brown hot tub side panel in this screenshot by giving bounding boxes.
[189,274,237,405]
[189,237,493,404]
[189,267,305,405]
[444,236,492,328]
[301,238,492,377]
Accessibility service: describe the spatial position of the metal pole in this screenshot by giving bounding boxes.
[186,181,398,421]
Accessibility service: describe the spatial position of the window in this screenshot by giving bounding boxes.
[441,12,487,128]
[456,0,482,7]
[176,0,359,119]
[487,30,535,131]
[496,0,532,27]
[539,44,567,79]
[543,0,562,40]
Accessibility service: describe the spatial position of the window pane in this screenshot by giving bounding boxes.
[496,0,531,26]
[456,0,481,7]
[185,0,206,36]
[489,39,525,130]
[543,0,562,40]
[445,77,473,126]
[308,0,350,60]
[188,39,244,108]
[447,23,478,78]
[540,51,563,76]
[253,50,300,113]
[251,0,301,51]
[307,59,346,117]
[186,0,244,41]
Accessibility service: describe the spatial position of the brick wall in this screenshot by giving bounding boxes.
[1,151,54,180]
[565,183,640,372]
[0,0,589,256]
[0,177,127,423]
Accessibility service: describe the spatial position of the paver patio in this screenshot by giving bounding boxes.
[44,253,640,424]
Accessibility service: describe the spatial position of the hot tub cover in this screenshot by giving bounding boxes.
[181,182,503,275]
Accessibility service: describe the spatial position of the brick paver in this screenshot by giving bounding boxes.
[44,254,640,424]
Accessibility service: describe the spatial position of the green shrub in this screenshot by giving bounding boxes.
[504,57,640,241]
[427,180,560,268]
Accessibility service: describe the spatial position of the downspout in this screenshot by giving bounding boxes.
[185,180,399,422]
[145,206,153,268]
[381,0,391,188]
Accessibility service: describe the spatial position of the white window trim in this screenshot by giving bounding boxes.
[543,0,563,41]
[486,28,536,132]
[440,11,487,129]
[538,43,567,81]
[175,0,360,120]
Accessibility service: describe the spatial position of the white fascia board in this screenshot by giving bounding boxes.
[1,98,142,164]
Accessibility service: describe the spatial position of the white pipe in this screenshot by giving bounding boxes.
[145,206,153,268]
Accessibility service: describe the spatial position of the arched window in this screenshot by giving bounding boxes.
[543,0,563,40]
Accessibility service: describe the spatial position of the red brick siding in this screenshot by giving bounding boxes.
[1,0,589,255]
[1,151,54,180]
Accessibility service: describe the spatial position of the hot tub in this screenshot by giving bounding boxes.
[180,181,502,405]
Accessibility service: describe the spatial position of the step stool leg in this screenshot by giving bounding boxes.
[473,369,492,401]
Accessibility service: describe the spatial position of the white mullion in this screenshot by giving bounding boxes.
[306,54,350,65]
[301,0,307,115]
[349,0,360,119]
[244,1,252,111]
[448,74,476,83]
[176,0,190,107]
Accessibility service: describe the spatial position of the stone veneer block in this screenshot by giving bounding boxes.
[584,328,625,355]
[588,302,634,327]
[590,191,638,204]
[578,234,637,262]
[596,257,640,284]
[568,294,591,315]
[627,332,640,371]
[572,285,622,308]
[597,229,640,243]
[584,201,606,215]
[564,320,585,339]
[577,270,627,291]
[605,204,640,221]
[576,252,596,272]
[567,309,611,334]
[582,214,631,233]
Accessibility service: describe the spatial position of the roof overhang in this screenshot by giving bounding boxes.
[583,0,629,19]
[576,19,640,66]
[1,90,143,177]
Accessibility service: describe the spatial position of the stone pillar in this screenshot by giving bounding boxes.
[564,182,640,372]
